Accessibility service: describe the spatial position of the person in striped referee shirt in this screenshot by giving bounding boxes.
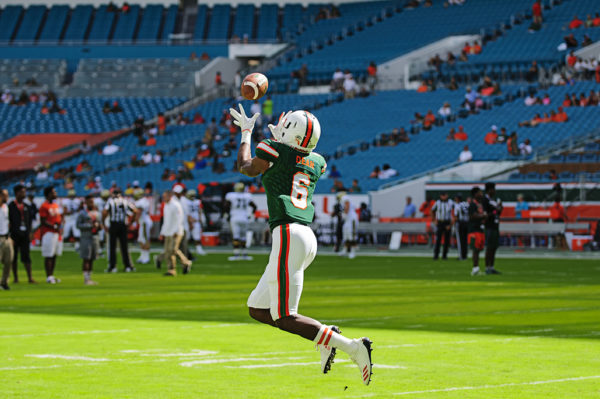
[102,189,136,273]
[431,192,455,260]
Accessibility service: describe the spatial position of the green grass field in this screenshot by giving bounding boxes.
[1,251,600,398]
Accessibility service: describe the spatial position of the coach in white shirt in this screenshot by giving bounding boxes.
[0,189,14,290]
[156,190,190,276]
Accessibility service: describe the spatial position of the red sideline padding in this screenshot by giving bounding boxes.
[0,130,127,171]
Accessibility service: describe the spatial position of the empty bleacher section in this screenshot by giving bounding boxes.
[136,5,163,42]
[0,6,24,44]
[67,58,207,97]
[39,5,70,44]
[256,4,279,41]
[206,5,232,41]
[112,4,141,43]
[0,59,66,89]
[63,5,93,43]
[231,4,255,41]
[14,5,46,42]
[86,5,116,43]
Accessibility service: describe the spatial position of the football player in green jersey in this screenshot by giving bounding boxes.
[229,104,373,385]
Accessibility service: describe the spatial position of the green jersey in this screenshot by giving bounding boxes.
[255,139,326,231]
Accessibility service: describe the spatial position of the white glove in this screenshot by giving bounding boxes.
[268,111,291,141]
[229,104,259,144]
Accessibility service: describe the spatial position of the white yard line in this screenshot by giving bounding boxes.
[140,350,217,357]
[180,356,306,367]
[345,376,600,398]
[25,354,111,362]
[0,329,131,338]
[0,365,63,371]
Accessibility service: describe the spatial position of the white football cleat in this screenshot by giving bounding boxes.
[350,337,373,386]
[319,325,341,374]
[471,266,481,276]
[228,255,241,261]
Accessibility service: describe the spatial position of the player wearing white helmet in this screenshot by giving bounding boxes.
[62,190,81,249]
[229,104,373,385]
[339,192,359,259]
[186,190,206,256]
[173,185,192,260]
[134,189,152,264]
[224,182,257,261]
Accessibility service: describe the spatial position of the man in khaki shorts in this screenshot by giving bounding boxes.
[154,190,191,276]
[1,188,15,290]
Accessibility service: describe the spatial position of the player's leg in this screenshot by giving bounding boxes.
[229,220,242,260]
[117,225,134,271]
[269,224,373,383]
[469,233,482,275]
[108,227,117,272]
[72,222,81,250]
[192,222,206,255]
[433,224,442,259]
[0,238,13,290]
[20,239,35,283]
[485,229,501,274]
[11,238,19,283]
[240,220,252,260]
[442,223,450,259]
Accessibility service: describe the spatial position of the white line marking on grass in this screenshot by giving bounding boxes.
[349,376,600,398]
[229,361,321,369]
[25,354,111,362]
[0,365,63,371]
[180,357,289,367]
[517,328,554,333]
[140,350,217,357]
[0,329,130,338]
[201,323,246,328]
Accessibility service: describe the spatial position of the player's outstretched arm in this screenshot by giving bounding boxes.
[229,104,269,177]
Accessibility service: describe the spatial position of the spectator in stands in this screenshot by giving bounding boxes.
[458,145,472,163]
[562,94,573,107]
[327,165,342,179]
[367,62,378,91]
[582,35,593,47]
[542,93,551,105]
[524,92,538,106]
[369,166,380,179]
[532,0,542,24]
[111,101,123,113]
[107,1,117,12]
[446,127,456,141]
[417,80,429,93]
[478,76,500,96]
[507,132,519,155]
[378,164,398,179]
[102,102,111,114]
[79,140,91,154]
[130,155,141,167]
[423,110,436,130]
[330,180,347,193]
[102,140,120,156]
[25,77,38,87]
[153,150,162,164]
[454,125,468,141]
[157,113,166,135]
[551,200,567,222]
[568,15,584,29]
[146,136,156,146]
[192,112,205,124]
[428,54,443,71]
[446,51,456,66]
[35,165,48,180]
[343,75,358,99]
[525,61,539,83]
[470,41,482,55]
[518,113,543,127]
[297,64,309,86]
[553,107,569,122]
[331,68,344,91]
[462,42,471,55]
[403,196,416,218]
[215,72,223,86]
[349,179,361,193]
[438,102,452,118]
[515,194,529,219]
[463,86,479,111]
[496,127,507,144]
[484,126,498,144]
[564,34,578,49]
[588,90,599,106]
[394,127,410,143]
[519,139,533,155]
[549,169,558,181]
[594,12,600,27]
[201,52,210,61]
[447,77,458,91]
[141,151,152,165]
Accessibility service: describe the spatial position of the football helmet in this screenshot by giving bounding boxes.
[234,182,245,192]
[269,110,321,153]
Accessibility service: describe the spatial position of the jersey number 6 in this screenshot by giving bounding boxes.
[291,172,310,209]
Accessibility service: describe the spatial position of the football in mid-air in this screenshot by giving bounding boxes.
[241,73,269,100]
